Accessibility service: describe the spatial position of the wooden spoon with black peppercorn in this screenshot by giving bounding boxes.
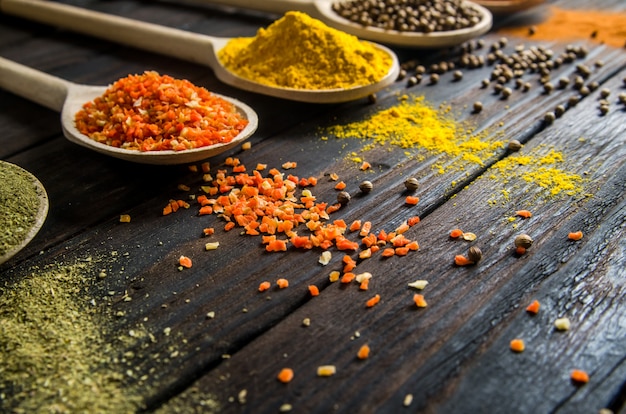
[181,0,493,48]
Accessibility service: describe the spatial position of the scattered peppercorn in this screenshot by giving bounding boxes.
[337,191,351,205]
[508,140,522,152]
[472,101,483,113]
[359,180,373,194]
[404,177,419,191]
[467,246,482,263]
[544,111,556,124]
[514,234,533,249]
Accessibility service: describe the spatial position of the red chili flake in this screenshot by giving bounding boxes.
[75,71,248,151]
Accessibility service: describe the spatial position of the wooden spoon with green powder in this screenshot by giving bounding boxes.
[0,0,400,103]
[0,161,49,265]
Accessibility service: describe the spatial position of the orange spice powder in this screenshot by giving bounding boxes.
[499,7,626,48]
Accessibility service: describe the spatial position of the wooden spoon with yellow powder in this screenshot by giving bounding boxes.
[1,0,400,103]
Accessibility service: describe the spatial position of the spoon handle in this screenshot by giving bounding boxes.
[0,0,219,67]
[0,56,70,112]
[191,0,319,16]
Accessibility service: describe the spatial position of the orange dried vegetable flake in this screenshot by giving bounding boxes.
[407,216,420,226]
[277,368,294,383]
[357,344,370,360]
[526,300,540,314]
[413,294,427,308]
[359,221,372,237]
[570,369,589,384]
[341,272,356,283]
[178,255,192,269]
[75,71,248,151]
[568,231,583,241]
[450,228,464,238]
[381,248,395,257]
[349,220,362,232]
[282,161,297,169]
[515,210,532,219]
[405,196,420,205]
[119,214,131,223]
[258,281,271,292]
[515,246,527,255]
[277,278,289,289]
[359,278,369,290]
[203,227,215,236]
[366,294,381,308]
[360,161,371,171]
[334,181,347,190]
[510,339,525,353]
[454,254,473,266]
[308,285,320,296]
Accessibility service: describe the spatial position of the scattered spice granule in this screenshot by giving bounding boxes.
[329,270,340,282]
[568,231,583,241]
[515,210,532,219]
[413,294,427,308]
[510,338,525,353]
[454,254,473,266]
[308,285,320,296]
[403,394,414,407]
[408,280,428,290]
[405,196,419,205]
[462,232,477,241]
[277,368,294,383]
[319,251,332,265]
[366,294,381,308]
[317,365,337,377]
[119,214,131,223]
[178,255,192,268]
[241,141,252,150]
[357,344,370,360]
[277,278,289,289]
[205,241,220,250]
[554,317,571,331]
[450,228,464,238]
[515,246,527,255]
[526,300,540,314]
[570,369,590,384]
[258,281,271,292]
[75,71,248,151]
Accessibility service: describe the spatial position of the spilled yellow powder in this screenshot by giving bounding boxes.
[326,95,503,167]
[488,147,583,198]
[499,7,626,48]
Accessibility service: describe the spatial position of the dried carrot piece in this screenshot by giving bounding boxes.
[119,214,131,223]
[360,161,371,171]
[277,368,294,383]
[568,231,583,241]
[178,255,192,269]
[413,294,427,308]
[359,278,369,290]
[395,247,409,256]
[349,220,362,232]
[450,228,464,238]
[407,216,420,226]
[510,339,525,353]
[406,241,420,251]
[341,272,355,284]
[526,300,540,314]
[405,196,419,205]
[224,222,236,231]
[359,248,372,259]
[366,294,380,308]
[515,246,527,255]
[515,210,532,219]
[570,369,589,384]
[199,205,213,216]
[334,181,347,190]
[357,344,370,360]
[359,221,372,237]
[308,285,320,297]
[381,248,395,257]
[258,281,271,292]
[454,255,473,266]
[276,278,289,289]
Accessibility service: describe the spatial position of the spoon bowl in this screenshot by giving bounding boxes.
[0,56,259,165]
[1,0,401,103]
[182,0,493,48]
[0,161,49,265]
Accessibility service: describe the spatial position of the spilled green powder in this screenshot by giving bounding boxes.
[325,94,503,167]
[0,260,142,413]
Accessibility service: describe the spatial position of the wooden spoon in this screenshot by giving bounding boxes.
[184,0,493,48]
[0,161,49,265]
[0,56,259,165]
[0,0,400,103]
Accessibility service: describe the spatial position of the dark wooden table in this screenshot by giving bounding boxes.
[1,1,625,413]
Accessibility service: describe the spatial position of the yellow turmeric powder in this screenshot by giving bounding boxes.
[217,12,393,90]
[487,146,583,199]
[326,95,503,166]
